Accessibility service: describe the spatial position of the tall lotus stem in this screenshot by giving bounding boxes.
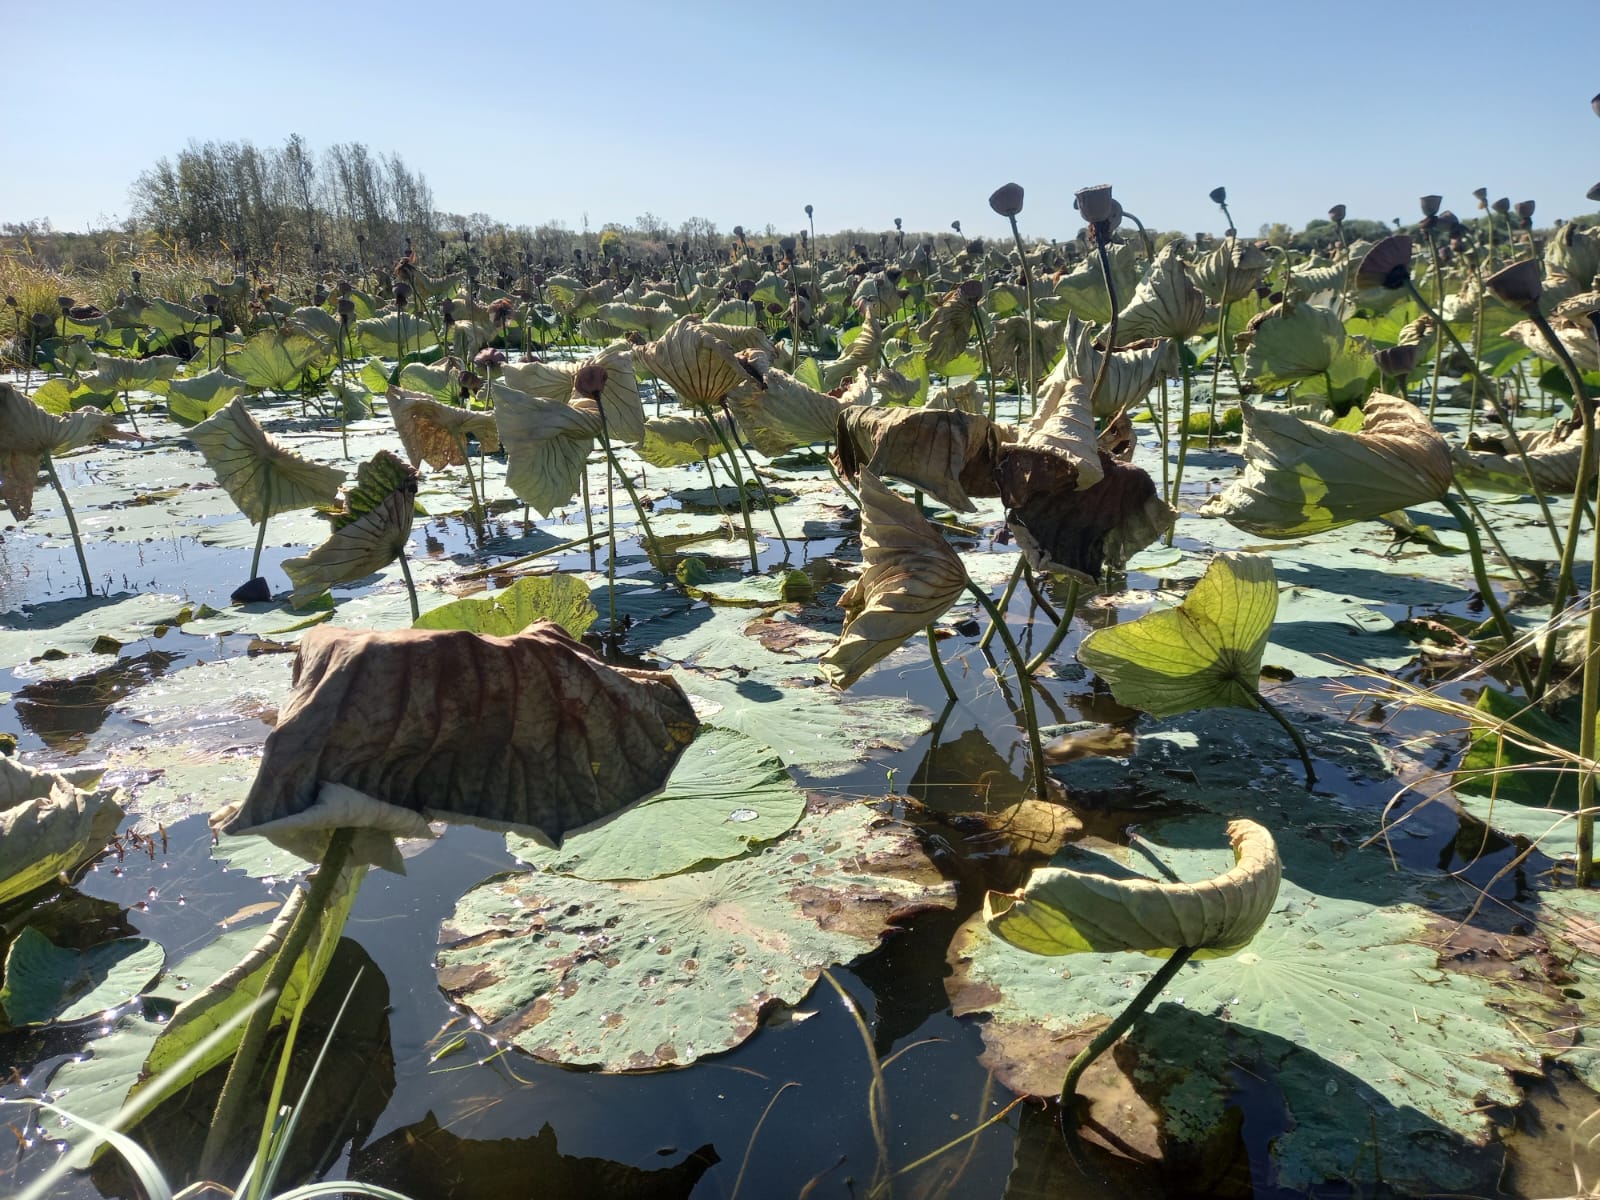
[454,434,484,518]
[1024,578,1081,676]
[1208,237,1236,448]
[1578,478,1600,886]
[976,558,1025,653]
[926,625,958,705]
[1168,355,1196,531]
[695,399,760,571]
[1440,494,1537,698]
[720,397,791,560]
[1243,683,1316,790]
[249,474,272,581]
[965,579,1049,802]
[201,827,356,1179]
[396,547,420,622]
[43,453,94,598]
[1423,226,1448,419]
[971,305,998,423]
[590,387,665,575]
[1087,233,1120,414]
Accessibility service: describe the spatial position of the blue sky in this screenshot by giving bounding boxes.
[2,0,1595,243]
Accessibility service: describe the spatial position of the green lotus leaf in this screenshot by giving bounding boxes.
[282,451,418,607]
[684,568,814,607]
[985,818,1280,959]
[507,726,806,880]
[214,622,700,861]
[820,471,967,689]
[436,801,954,1071]
[498,342,645,445]
[287,304,342,344]
[0,591,190,670]
[1242,300,1346,387]
[387,386,501,471]
[225,330,328,391]
[1289,258,1354,302]
[0,384,134,519]
[78,354,182,396]
[395,361,457,404]
[0,928,163,1025]
[413,573,597,639]
[0,756,123,907]
[1077,551,1275,717]
[1115,243,1209,343]
[491,381,599,515]
[639,412,734,467]
[1190,237,1270,305]
[984,316,1064,387]
[187,398,345,524]
[353,310,436,357]
[1047,242,1142,325]
[593,302,678,339]
[165,368,249,425]
[1455,684,1582,813]
[1210,396,1453,537]
[139,296,216,338]
[835,406,998,512]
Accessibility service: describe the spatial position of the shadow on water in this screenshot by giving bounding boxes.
[13,650,179,752]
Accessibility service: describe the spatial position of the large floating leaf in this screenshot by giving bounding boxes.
[1077,552,1276,718]
[214,622,699,863]
[437,801,955,1070]
[985,819,1281,959]
[187,398,344,524]
[0,928,163,1026]
[507,726,806,880]
[0,592,189,671]
[414,574,597,639]
[0,757,123,907]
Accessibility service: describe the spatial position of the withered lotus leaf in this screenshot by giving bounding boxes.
[491,381,602,515]
[726,363,859,457]
[387,387,502,471]
[216,622,699,859]
[1190,238,1271,305]
[985,316,1065,386]
[916,288,980,372]
[0,383,134,520]
[637,318,751,407]
[1453,424,1595,495]
[834,406,999,512]
[998,449,1174,581]
[1506,317,1600,372]
[1211,396,1452,537]
[283,451,419,607]
[1114,243,1209,344]
[1017,373,1104,491]
[820,471,967,689]
[1057,315,1174,418]
[497,342,645,445]
[821,314,882,391]
[188,397,344,525]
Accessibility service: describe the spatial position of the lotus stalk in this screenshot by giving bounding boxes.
[42,453,94,598]
[964,579,1049,802]
[990,183,1037,412]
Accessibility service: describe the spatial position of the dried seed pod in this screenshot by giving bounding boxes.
[1484,259,1543,309]
[989,182,1025,218]
[1075,185,1116,225]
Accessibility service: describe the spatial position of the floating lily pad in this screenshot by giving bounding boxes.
[0,758,123,907]
[437,802,955,1071]
[0,593,190,671]
[413,573,597,638]
[0,928,164,1026]
[507,727,807,880]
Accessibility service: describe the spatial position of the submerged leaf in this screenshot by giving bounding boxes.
[1210,396,1452,537]
[985,818,1281,958]
[214,622,699,862]
[821,471,967,689]
[1077,551,1276,717]
[0,928,164,1025]
[187,398,344,524]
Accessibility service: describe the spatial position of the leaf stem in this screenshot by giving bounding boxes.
[43,452,94,599]
[397,546,419,622]
[926,625,959,706]
[1244,683,1317,790]
[695,399,760,572]
[1024,577,1080,676]
[965,579,1048,802]
[976,559,1024,654]
[1440,493,1538,697]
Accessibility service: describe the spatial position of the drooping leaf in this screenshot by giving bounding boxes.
[499,342,646,445]
[165,369,249,425]
[506,726,806,880]
[1115,244,1209,343]
[821,471,968,689]
[834,407,999,512]
[637,318,751,407]
[1452,423,1592,495]
[387,386,501,471]
[78,354,183,396]
[985,818,1281,959]
[490,381,599,515]
[436,801,955,1070]
[352,310,436,358]
[998,450,1173,581]
[1190,237,1271,305]
[413,574,597,638]
[1209,396,1453,538]
[213,622,699,863]
[187,398,344,524]
[0,928,163,1025]
[0,756,123,907]
[638,412,733,467]
[282,451,418,607]
[1057,315,1174,417]
[1077,551,1276,717]
[1013,372,1104,491]
[1242,300,1346,388]
[0,383,133,519]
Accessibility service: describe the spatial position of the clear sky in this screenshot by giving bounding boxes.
[2,0,1596,243]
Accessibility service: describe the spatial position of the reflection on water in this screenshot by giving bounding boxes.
[14,650,179,752]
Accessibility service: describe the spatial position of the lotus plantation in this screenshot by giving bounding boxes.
[2,48,1600,1200]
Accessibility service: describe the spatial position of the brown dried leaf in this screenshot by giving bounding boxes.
[387,388,501,470]
[834,407,998,512]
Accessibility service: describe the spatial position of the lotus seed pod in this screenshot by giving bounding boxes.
[989,183,1024,218]
[1373,343,1420,378]
[1492,197,1511,214]
[959,279,985,303]
[1075,185,1116,225]
[1473,187,1489,207]
[1329,204,1347,223]
[1484,259,1543,309]
[1515,199,1536,227]
[1420,195,1443,218]
[1209,186,1227,205]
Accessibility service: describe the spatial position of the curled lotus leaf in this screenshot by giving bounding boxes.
[498,342,645,446]
[637,318,752,408]
[1452,424,1594,495]
[491,381,601,516]
[166,369,250,424]
[1545,222,1600,301]
[1017,373,1104,491]
[822,315,882,391]
[639,412,734,468]
[214,622,699,865]
[1210,396,1452,538]
[79,353,183,395]
[1076,550,1276,718]
[998,448,1172,581]
[1046,242,1143,325]
[1241,300,1346,386]
[386,387,502,470]
[699,324,779,358]
[916,289,980,372]
[725,363,856,457]
[927,378,983,413]
[985,316,1065,386]
[282,451,419,608]
[1506,317,1600,372]
[0,756,123,907]
[1115,243,1209,344]
[0,384,134,519]
[820,470,967,689]
[591,302,677,340]
[834,406,999,512]
[1190,237,1271,305]
[985,819,1281,959]
[187,397,345,525]
[1058,315,1174,417]
[853,273,903,322]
